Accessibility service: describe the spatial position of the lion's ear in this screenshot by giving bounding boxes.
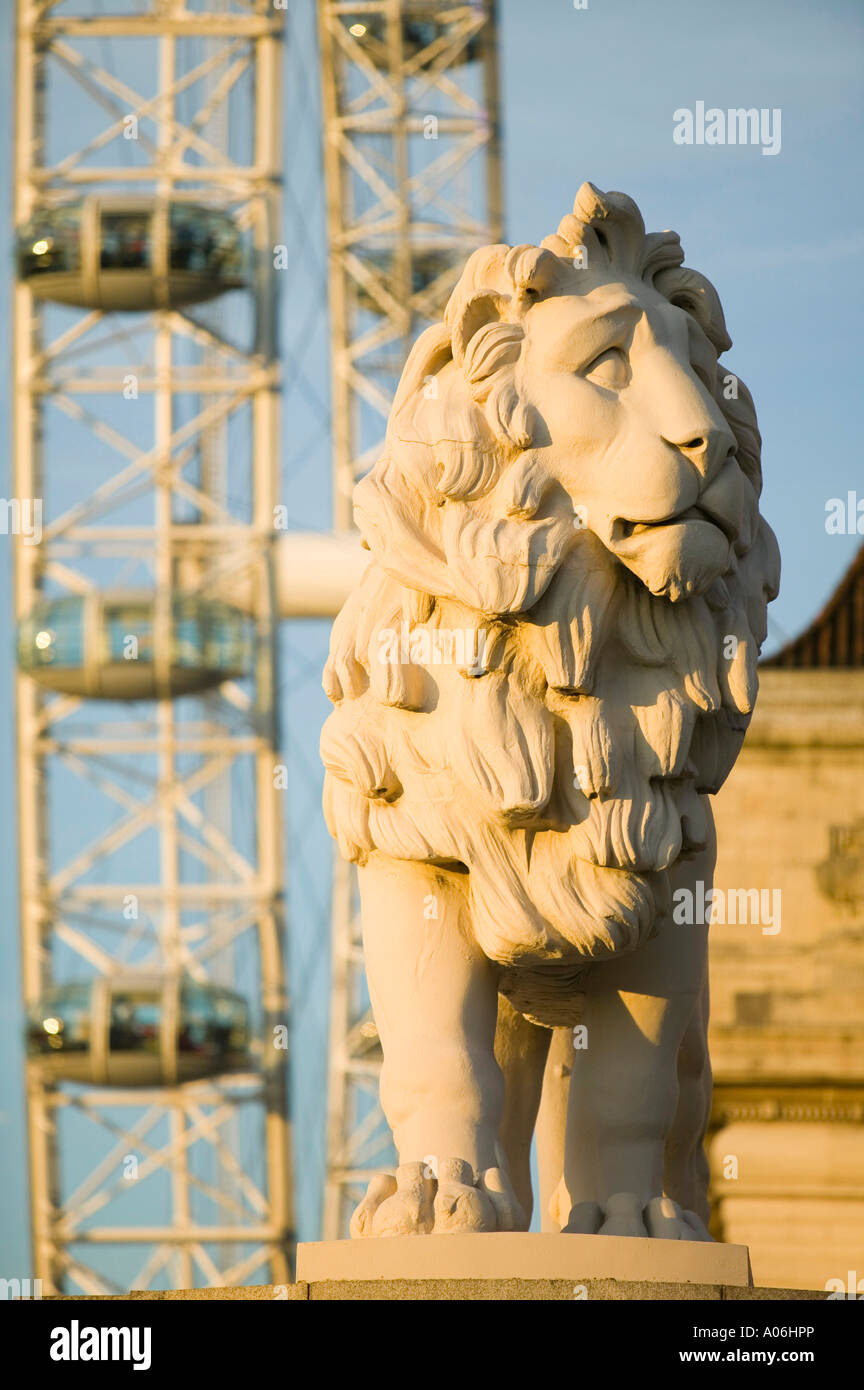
[653,266,732,355]
[446,290,534,455]
[390,323,453,423]
[449,290,511,367]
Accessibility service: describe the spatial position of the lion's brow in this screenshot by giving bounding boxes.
[559,295,642,363]
[578,294,642,328]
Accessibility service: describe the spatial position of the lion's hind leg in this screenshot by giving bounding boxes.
[493,994,552,1228]
[663,969,713,1233]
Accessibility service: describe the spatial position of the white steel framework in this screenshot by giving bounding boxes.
[319,0,502,1239]
[13,0,292,1293]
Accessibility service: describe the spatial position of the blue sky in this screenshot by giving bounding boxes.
[0,0,862,1278]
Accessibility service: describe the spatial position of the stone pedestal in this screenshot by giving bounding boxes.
[297,1233,752,1289]
[50,1238,835,1300]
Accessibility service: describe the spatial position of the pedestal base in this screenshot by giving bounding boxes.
[297,1232,753,1289]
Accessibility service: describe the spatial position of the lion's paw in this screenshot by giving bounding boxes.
[368,1163,436,1237]
[350,1158,526,1237]
[598,1191,650,1237]
[349,1172,398,1238]
[477,1165,527,1233]
[433,1158,497,1233]
[644,1196,713,1241]
[562,1191,714,1241]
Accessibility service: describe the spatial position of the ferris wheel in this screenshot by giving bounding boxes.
[12,0,295,1294]
[11,0,501,1290]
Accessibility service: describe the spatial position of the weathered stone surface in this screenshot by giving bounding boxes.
[46,1283,309,1301]
[722,1285,829,1301]
[48,1278,829,1302]
[307,1278,724,1301]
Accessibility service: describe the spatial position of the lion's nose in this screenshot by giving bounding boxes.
[662,422,735,484]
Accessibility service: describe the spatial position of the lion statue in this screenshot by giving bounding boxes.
[321,183,779,1241]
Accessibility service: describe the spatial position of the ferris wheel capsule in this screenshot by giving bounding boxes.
[343,2,483,68]
[27,976,252,1087]
[17,590,252,700]
[16,195,246,311]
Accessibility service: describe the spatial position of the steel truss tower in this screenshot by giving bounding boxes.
[13,0,292,1293]
[319,0,502,1239]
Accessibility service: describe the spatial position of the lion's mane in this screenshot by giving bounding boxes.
[321,183,780,1026]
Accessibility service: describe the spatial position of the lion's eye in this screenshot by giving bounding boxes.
[584,347,630,389]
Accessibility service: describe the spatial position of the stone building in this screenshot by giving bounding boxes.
[709,544,864,1291]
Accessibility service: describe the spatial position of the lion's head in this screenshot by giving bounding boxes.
[321,183,780,1025]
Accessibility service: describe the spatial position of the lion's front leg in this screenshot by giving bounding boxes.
[351,854,525,1237]
[562,833,716,1241]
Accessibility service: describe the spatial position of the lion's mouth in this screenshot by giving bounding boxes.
[614,504,736,546]
[611,455,744,549]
